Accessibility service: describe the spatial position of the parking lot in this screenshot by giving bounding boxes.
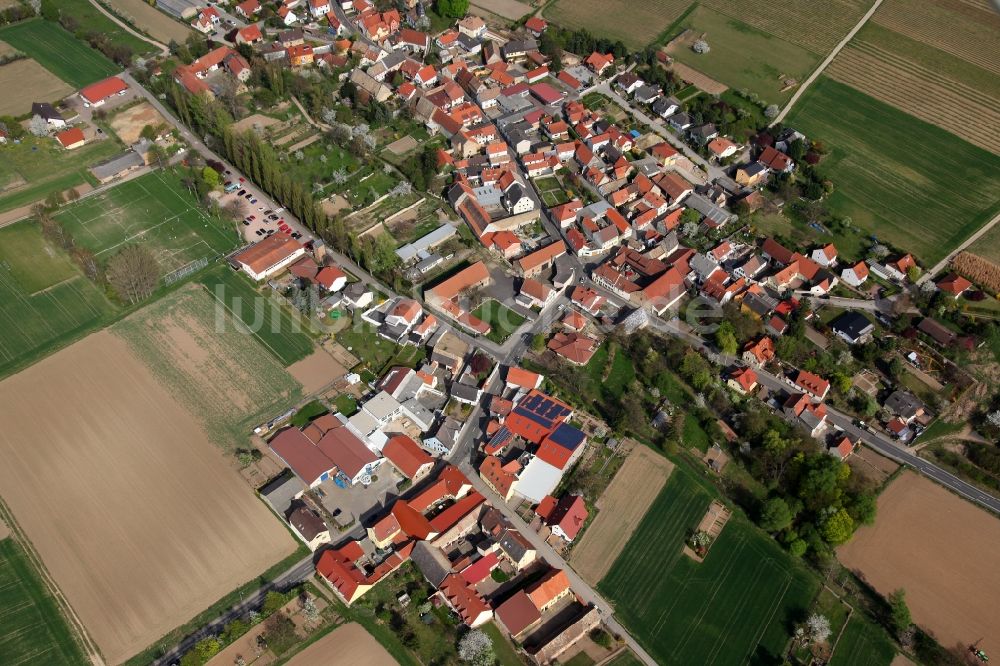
[220,172,304,243]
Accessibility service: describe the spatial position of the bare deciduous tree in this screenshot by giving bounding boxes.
[107,245,160,304]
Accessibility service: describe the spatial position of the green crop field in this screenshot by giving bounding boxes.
[668,6,819,104]
[787,78,1000,266]
[599,467,819,665]
[0,137,121,214]
[0,537,86,665]
[0,221,117,378]
[545,0,694,50]
[471,299,526,343]
[0,19,118,88]
[57,170,240,274]
[198,265,315,366]
[828,615,896,666]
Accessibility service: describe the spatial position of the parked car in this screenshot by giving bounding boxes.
[242,220,250,226]
[249,198,258,204]
[246,215,256,220]
[244,193,253,200]
[237,189,246,196]
[291,232,302,239]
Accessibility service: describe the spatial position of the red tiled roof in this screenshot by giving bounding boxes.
[516,241,566,274]
[234,234,304,275]
[429,492,485,533]
[460,551,500,584]
[439,574,491,626]
[545,494,588,539]
[526,568,570,610]
[937,273,972,295]
[524,16,547,32]
[556,70,581,90]
[480,456,517,498]
[79,76,128,104]
[507,366,542,390]
[547,331,598,364]
[428,261,490,301]
[795,369,830,398]
[55,127,85,148]
[495,590,541,636]
[382,435,432,479]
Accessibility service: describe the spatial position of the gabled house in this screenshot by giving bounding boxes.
[584,51,614,75]
[727,367,758,394]
[840,260,869,287]
[742,337,775,366]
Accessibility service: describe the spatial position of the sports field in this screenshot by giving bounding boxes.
[0,221,116,379]
[598,467,818,665]
[0,537,86,665]
[667,6,819,104]
[828,615,896,666]
[0,19,118,88]
[56,170,239,274]
[545,0,693,50]
[198,265,316,366]
[787,77,1000,266]
[0,330,297,663]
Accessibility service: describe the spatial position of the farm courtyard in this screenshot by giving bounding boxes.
[0,330,298,664]
[598,466,819,665]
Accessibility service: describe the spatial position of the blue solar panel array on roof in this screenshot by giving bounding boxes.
[513,393,572,430]
[548,422,585,450]
[489,426,513,447]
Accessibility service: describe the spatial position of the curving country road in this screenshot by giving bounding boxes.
[86,0,170,56]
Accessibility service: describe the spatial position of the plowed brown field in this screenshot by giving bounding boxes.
[838,472,1000,658]
[570,446,673,584]
[0,331,296,664]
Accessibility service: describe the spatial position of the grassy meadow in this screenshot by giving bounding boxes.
[0,221,117,378]
[0,19,119,88]
[787,77,1000,266]
[598,466,819,665]
[0,537,86,665]
[0,137,121,214]
[668,6,819,104]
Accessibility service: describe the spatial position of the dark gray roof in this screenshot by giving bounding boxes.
[411,541,452,587]
[31,102,63,121]
[450,382,481,403]
[498,528,532,562]
[287,504,327,541]
[830,311,874,340]
[89,151,145,181]
[260,473,305,515]
[885,390,924,419]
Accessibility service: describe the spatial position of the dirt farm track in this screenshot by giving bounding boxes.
[838,472,1000,659]
[0,331,296,664]
[570,446,674,584]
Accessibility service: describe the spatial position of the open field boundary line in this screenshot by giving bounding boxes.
[0,498,105,666]
[771,0,885,125]
[199,281,290,365]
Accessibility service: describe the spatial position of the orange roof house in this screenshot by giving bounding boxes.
[794,369,830,401]
[937,273,972,297]
[584,51,614,75]
[55,127,85,149]
[742,337,775,366]
[526,568,571,612]
[382,435,434,481]
[479,455,518,501]
[727,367,758,394]
[506,366,543,391]
[438,574,492,627]
[516,241,566,277]
[547,331,599,365]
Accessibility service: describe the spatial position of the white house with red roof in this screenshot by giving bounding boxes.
[233,234,306,280]
[841,260,869,287]
[235,0,260,17]
[810,243,838,268]
[192,6,221,32]
[536,494,587,542]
